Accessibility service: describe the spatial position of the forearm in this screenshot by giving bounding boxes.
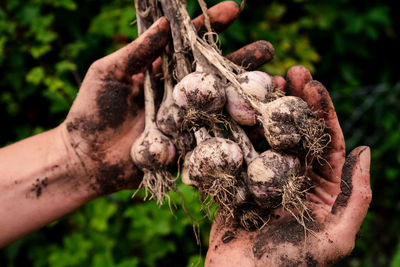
[0,125,95,247]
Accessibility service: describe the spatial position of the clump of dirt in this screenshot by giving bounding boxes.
[96,81,130,130]
[27,177,48,198]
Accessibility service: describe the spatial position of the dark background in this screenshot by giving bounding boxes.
[0,0,399,266]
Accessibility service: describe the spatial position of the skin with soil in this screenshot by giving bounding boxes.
[226,40,274,70]
[331,152,356,214]
[126,26,170,75]
[66,77,135,136]
[303,80,343,164]
[64,4,368,267]
[285,65,312,98]
[95,161,141,195]
[3,1,326,251]
[208,213,324,266]
[206,126,371,266]
[61,18,173,196]
[27,177,48,199]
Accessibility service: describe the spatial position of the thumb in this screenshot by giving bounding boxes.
[96,17,170,80]
[328,146,372,242]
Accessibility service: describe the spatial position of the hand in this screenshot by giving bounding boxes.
[205,67,372,266]
[0,1,277,247]
[61,1,270,196]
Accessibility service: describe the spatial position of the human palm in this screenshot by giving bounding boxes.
[206,69,372,266]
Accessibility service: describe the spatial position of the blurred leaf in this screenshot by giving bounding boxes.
[391,242,400,267]
[89,199,117,232]
[26,66,45,85]
[187,254,205,267]
[266,3,286,20]
[55,61,77,74]
[30,44,52,58]
[42,90,70,113]
[116,258,140,267]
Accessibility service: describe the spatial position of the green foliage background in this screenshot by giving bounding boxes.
[0,0,399,266]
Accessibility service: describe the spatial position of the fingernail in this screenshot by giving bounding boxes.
[359,146,371,174]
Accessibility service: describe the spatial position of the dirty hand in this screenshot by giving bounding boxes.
[206,67,372,266]
[61,1,268,196]
[0,1,275,248]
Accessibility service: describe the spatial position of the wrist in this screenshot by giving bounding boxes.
[57,122,103,199]
[58,121,142,197]
[0,126,97,246]
[49,124,99,201]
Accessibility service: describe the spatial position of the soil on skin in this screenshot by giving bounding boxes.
[221,230,235,243]
[226,40,274,71]
[95,161,138,195]
[129,83,145,117]
[126,23,170,75]
[252,217,321,259]
[27,177,48,198]
[67,77,141,135]
[331,150,358,214]
[305,253,318,267]
[97,80,130,130]
[279,255,303,267]
[66,115,101,136]
[233,201,272,230]
[285,66,312,97]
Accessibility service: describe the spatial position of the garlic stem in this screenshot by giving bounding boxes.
[143,70,156,128]
[229,120,259,165]
[194,127,211,144]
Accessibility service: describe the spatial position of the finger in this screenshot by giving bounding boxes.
[286,65,312,98]
[226,41,275,70]
[192,1,240,35]
[302,80,346,183]
[307,171,340,208]
[328,146,371,246]
[152,57,163,80]
[272,75,286,93]
[96,17,170,81]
